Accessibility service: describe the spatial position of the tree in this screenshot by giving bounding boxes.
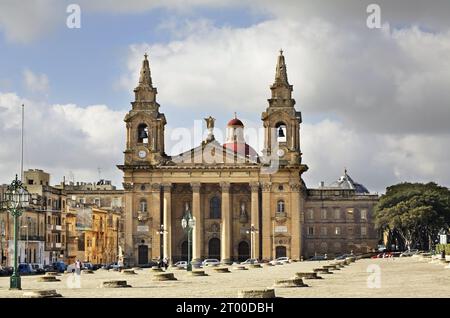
[374,182,450,251]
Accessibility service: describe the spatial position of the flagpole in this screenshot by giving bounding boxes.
[21,104,24,181]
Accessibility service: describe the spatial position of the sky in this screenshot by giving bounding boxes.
[0,0,449,193]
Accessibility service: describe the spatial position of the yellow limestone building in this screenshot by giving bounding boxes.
[118,52,378,266]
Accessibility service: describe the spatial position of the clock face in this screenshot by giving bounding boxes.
[138,150,147,159]
[277,149,285,157]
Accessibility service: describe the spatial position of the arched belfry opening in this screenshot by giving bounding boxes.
[137,123,149,144]
[275,122,287,143]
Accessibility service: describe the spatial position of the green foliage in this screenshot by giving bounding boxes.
[374,182,450,250]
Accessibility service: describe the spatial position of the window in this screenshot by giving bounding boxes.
[137,123,149,143]
[275,122,287,143]
[346,208,354,219]
[360,209,367,220]
[320,242,328,253]
[321,208,327,220]
[361,226,367,236]
[28,179,33,185]
[320,227,328,236]
[210,197,221,219]
[47,216,51,224]
[348,226,354,236]
[334,208,341,219]
[335,226,341,235]
[94,198,101,207]
[277,200,285,213]
[307,226,314,236]
[307,209,314,220]
[334,242,341,252]
[140,199,147,213]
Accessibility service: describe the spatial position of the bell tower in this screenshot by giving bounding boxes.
[123,54,167,165]
[261,50,302,166]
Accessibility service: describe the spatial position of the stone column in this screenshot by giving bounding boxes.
[220,182,232,264]
[191,182,202,264]
[261,182,272,260]
[290,183,301,260]
[250,182,260,259]
[123,183,134,266]
[162,183,172,263]
[150,183,161,260]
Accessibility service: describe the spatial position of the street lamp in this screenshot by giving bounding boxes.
[181,203,195,271]
[1,174,30,290]
[246,224,258,260]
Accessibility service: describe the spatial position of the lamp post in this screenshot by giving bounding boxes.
[0,220,5,267]
[246,224,258,260]
[1,174,30,290]
[181,203,195,271]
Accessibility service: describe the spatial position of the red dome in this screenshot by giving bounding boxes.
[223,142,258,159]
[227,118,244,127]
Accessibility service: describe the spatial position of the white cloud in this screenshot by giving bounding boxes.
[0,92,125,187]
[23,69,50,94]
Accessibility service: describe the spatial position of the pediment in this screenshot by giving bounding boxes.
[170,140,258,166]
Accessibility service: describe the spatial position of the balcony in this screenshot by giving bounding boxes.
[55,225,62,231]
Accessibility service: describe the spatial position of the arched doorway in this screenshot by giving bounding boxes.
[275,246,287,259]
[138,245,148,265]
[238,241,250,262]
[208,238,220,259]
[181,241,188,262]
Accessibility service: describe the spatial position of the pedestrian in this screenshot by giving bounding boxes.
[75,259,81,275]
[163,257,169,270]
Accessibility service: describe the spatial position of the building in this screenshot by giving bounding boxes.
[65,206,121,264]
[118,52,379,266]
[23,169,67,265]
[58,179,125,263]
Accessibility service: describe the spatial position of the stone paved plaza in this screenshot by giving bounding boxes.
[0,258,449,298]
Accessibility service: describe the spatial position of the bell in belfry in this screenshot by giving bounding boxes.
[278,126,285,138]
[139,128,148,140]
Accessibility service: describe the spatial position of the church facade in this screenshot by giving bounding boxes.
[118,52,379,266]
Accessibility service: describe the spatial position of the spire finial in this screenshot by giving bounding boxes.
[274,50,289,85]
[144,52,148,60]
[344,167,347,175]
[234,112,237,119]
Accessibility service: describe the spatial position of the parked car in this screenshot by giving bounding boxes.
[334,253,354,260]
[18,263,36,275]
[400,249,419,257]
[307,255,327,261]
[270,257,291,265]
[137,261,158,268]
[52,261,67,273]
[241,258,259,265]
[174,261,187,269]
[201,259,221,267]
[31,263,45,274]
[81,262,94,270]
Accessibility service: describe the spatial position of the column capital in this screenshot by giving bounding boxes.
[190,182,201,192]
[250,182,260,192]
[220,182,231,192]
[150,183,161,192]
[261,182,272,192]
[122,182,133,191]
[162,183,172,192]
[289,182,301,192]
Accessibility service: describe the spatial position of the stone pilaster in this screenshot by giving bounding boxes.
[250,182,260,259]
[162,183,172,262]
[191,182,202,263]
[150,183,161,259]
[220,182,232,264]
[261,182,272,260]
[290,182,301,260]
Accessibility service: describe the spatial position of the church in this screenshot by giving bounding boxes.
[118,51,379,266]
